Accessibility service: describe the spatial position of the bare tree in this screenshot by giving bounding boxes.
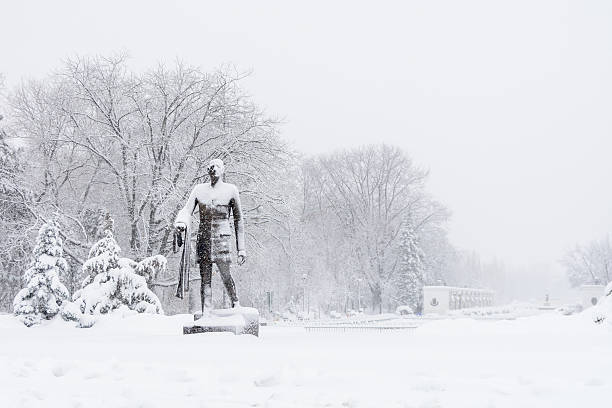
[9,55,287,267]
[562,236,612,286]
[302,145,448,312]
[0,97,36,310]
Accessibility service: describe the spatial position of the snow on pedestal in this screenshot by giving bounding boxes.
[183,306,259,336]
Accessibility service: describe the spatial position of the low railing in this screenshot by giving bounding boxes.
[304,325,417,332]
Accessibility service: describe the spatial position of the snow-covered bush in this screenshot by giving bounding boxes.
[75,230,166,289]
[60,301,82,322]
[65,231,163,324]
[396,305,414,316]
[121,254,167,285]
[592,282,612,324]
[329,311,342,319]
[13,221,71,327]
[60,301,94,328]
[78,229,121,289]
[74,266,163,315]
[557,303,582,316]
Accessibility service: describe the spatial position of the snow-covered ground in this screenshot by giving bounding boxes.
[1,310,610,408]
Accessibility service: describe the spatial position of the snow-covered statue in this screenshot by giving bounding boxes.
[175,159,246,318]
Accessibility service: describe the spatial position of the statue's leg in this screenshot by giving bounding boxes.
[217,261,239,307]
[200,261,213,313]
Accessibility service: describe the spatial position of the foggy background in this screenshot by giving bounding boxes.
[2,0,611,301]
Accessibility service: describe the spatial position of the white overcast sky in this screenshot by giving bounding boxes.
[2,0,611,280]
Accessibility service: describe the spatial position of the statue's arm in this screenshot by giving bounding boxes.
[175,185,199,228]
[231,186,246,254]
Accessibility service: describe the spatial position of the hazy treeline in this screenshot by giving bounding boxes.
[0,56,504,314]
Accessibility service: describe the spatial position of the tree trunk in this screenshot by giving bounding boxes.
[371,283,382,314]
[130,221,139,254]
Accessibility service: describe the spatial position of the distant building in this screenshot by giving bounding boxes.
[579,285,605,309]
[423,286,495,315]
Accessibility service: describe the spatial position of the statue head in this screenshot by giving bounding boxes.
[207,159,225,185]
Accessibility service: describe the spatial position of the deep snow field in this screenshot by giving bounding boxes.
[1,310,610,408]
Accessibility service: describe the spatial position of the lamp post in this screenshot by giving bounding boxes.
[302,274,308,316]
[357,278,362,312]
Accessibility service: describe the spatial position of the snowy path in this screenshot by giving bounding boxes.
[0,312,610,407]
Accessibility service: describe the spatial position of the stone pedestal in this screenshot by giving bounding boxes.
[183,306,259,337]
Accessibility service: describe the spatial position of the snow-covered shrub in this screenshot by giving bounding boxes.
[74,267,163,314]
[78,314,97,328]
[13,221,71,327]
[396,305,414,316]
[119,255,167,285]
[592,282,612,324]
[60,301,81,322]
[68,230,163,321]
[77,229,121,289]
[134,255,167,284]
[557,303,582,316]
[60,301,94,327]
[329,311,342,319]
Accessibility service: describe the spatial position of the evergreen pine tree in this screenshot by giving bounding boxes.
[71,230,163,316]
[396,216,425,314]
[62,209,116,295]
[13,221,71,326]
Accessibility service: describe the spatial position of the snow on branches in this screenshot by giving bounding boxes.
[78,230,121,288]
[64,230,164,326]
[13,221,70,327]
